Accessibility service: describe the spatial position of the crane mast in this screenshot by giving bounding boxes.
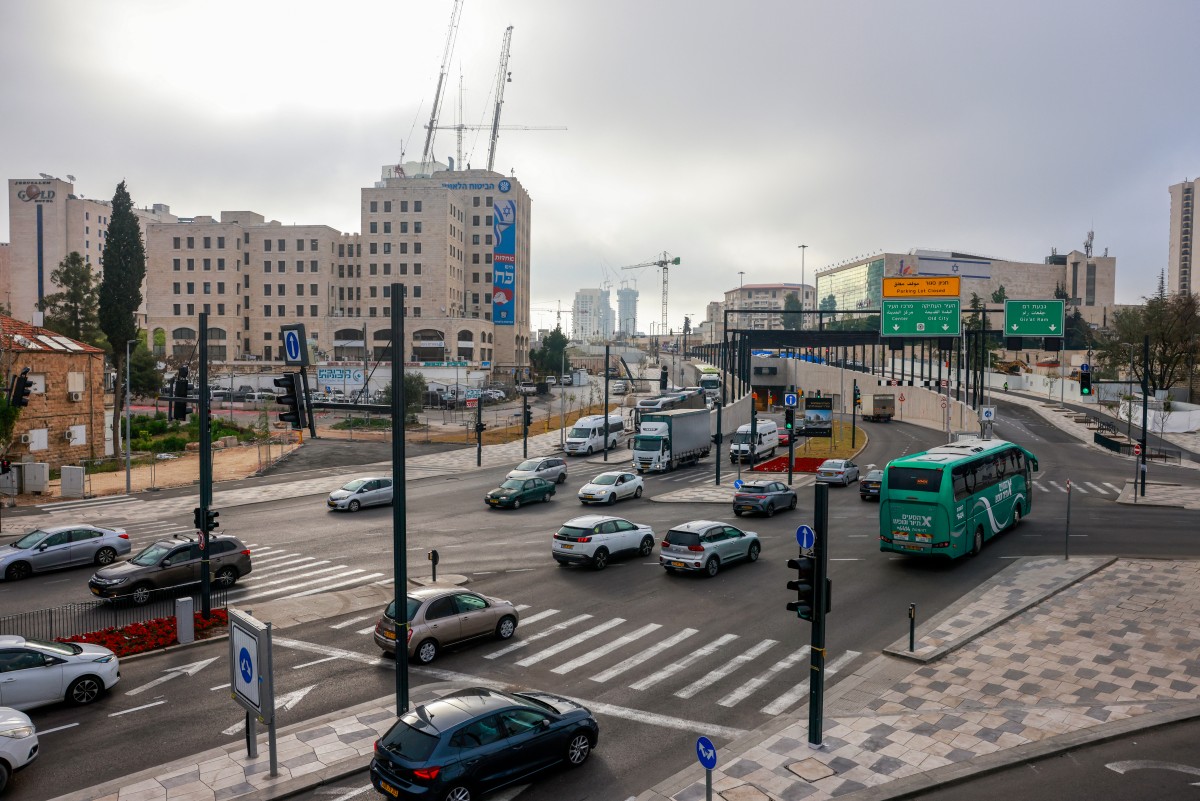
[487,26,514,172]
[420,0,465,172]
[620,252,681,337]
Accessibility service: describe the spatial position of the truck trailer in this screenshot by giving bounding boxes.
[860,393,896,423]
[632,408,712,473]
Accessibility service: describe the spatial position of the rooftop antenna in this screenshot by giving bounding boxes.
[1084,228,1094,258]
[66,174,76,182]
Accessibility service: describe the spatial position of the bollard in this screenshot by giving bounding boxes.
[908,603,916,652]
[176,596,195,644]
[428,549,439,583]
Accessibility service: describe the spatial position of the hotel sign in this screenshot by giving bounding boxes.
[17,182,56,203]
[882,276,960,298]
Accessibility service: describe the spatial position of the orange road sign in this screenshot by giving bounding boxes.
[883,276,961,298]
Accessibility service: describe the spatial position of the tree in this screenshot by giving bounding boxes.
[97,181,147,452]
[990,285,1008,304]
[128,341,162,397]
[782,292,803,330]
[0,394,20,453]
[1064,308,1092,351]
[818,294,837,312]
[529,327,570,376]
[1095,292,1200,396]
[381,372,426,420]
[39,251,106,349]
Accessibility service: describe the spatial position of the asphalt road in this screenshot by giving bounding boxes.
[7,401,1200,801]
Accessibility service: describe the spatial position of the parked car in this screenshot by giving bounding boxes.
[328,477,394,512]
[546,376,558,386]
[815,459,860,486]
[486,477,556,509]
[373,586,520,663]
[88,534,251,604]
[370,687,598,800]
[483,388,506,401]
[859,468,884,501]
[0,636,121,710]
[659,520,760,577]
[562,374,574,386]
[0,706,37,792]
[1,525,131,582]
[732,480,797,517]
[518,381,538,396]
[577,471,643,505]
[506,457,568,484]
[553,515,656,570]
[610,380,628,395]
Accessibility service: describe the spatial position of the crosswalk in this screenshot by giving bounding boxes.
[645,470,818,487]
[1035,480,1124,495]
[332,603,861,716]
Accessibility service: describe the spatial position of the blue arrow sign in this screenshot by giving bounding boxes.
[1080,363,1090,373]
[696,736,717,770]
[239,646,253,684]
[796,525,815,549]
[733,479,744,490]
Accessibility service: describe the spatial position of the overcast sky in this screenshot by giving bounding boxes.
[3,1,1198,332]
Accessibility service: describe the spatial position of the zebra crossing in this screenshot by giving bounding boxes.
[330,603,861,716]
[1034,480,1123,495]
[646,470,818,487]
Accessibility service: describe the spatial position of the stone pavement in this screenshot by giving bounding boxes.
[44,556,1200,801]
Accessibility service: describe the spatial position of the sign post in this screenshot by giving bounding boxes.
[696,736,717,801]
[1132,443,1142,503]
[229,609,277,775]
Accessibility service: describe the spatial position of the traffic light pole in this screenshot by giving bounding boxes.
[475,392,483,467]
[522,394,529,458]
[809,482,830,747]
[198,312,213,619]
[390,283,410,714]
[603,344,610,463]
[851,379,858,448]
[298,367,317,440]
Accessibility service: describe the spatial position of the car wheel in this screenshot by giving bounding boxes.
[592,548,609,571]
[607,493,617,505]
[971,526,984,557]
[1012,505,1022,527]
[789,496,797,510]
[635,486,643,498]
[586,446,593,455]
[766,504,775,518]
[639,535,654,557]
[566,731,593,766]
[67,675,104,705]
[415,639,439,664]
[512,499,521,509]
[215,566,239,587]
[704,556,719,578]
[4,561,32,581]
[0,762,8,795]
[495,615,517,640]
[733,509,743,517]
[95,547,118,566]
[747,542,761,562]
[348,499,361,512]
[442,784,474,801]
[557,473,567,484]
[130,583,154,605]
[543,493,553,503]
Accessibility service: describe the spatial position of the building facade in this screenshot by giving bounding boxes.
[616,286,638,337]
[571,287,614,341]
[1168,178,1196,296]
[723,283,808,330]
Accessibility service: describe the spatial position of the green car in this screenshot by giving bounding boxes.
[485,477,556,509]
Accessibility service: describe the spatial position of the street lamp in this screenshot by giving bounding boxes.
[798,245,808,329]
[124,339,139,495]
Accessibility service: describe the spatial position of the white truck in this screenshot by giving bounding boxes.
[698,372,721,401]
[632,408,712,473]
[859,393,896,423]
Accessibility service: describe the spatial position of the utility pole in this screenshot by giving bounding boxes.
[603,343,610,463]
[197,313,213,619]
[798,245,807,330]
[390,283,409,714]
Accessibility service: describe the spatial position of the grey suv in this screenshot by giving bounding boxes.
[659,520,760,578]
[88,535,252,604]
[506,457,568,484]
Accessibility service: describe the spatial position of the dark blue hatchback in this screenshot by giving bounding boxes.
[370,687,599,800]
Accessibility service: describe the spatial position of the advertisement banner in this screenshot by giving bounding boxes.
[802,397,834,438]
[492,198,517,326]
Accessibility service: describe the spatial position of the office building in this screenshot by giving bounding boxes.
[1168,178,1196,296]
[616,285,638,337]
[723,283,808,330]
[572,287,613,341]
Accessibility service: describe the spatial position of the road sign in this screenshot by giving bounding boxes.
[733,479,744,490]
[880,299,962,337]
[229,609,273,720]
[280,324,310,367]
[940,397,948,409]
[796,524,815,549]
[981,406,996,421]
[1134,443,1142,456]
[1004,300,1065,337]
[465,389,483,399]
[465,398,478,409]
[882,276,961,298]
[899,393,905,402]
[1080,363,1090,373]
[783,393,798,408]
[696,736,717,770]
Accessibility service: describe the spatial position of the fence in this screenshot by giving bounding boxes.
[0,586,229,643]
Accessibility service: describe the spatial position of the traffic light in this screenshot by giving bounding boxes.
[1079,372,1092,396]
[523,406,533,428]
[659,366,668,390]
[193,507,203,530]
[853,383,861,407]
[204,509,219,533]
[171,366,190,422]
[10,368,32,408]
[784,408,795,430]
[786,556,817,621]
[475,422,487,435]
[274,373,307,429]
[815,389,822,398]
[0,460,10,475]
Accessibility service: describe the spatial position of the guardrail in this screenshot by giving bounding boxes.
[0,587,229,642]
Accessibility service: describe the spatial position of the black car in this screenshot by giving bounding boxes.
[371,687,598,800]
[732,480,798,517]
[859,469,883,501]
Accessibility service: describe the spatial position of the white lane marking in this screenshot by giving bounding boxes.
[484,614,593,659]
[516,609,559,627]
[506,568,535,573]
[330,614,377,630]
[245,559,327,576]
[229,565,344,594]
[516,619,625,667]
[248,552,310,566]
[273,637,390,667]
[283,573,386,598]
[760,650,860,715]
[514,604,531,611]
[354,625,376,635]
[276,684,318,711]
[630,633,738,691]
[109,700,167,716]
[1036,482,1050,492]
[1085,482,1107,494]
[830,558,862,561]
[552,623,662,675]
[223,718,246,736]
[1074,485,1089,494]
[591,628,698,683]
[37,723,80,735]
[293,655,342,670]
[317,785,376,801]
[1104,482,1123,493]
[1049,481,1066,492]
[126,657,220,696]
[674,638,778,699]
[211,683,230,691]
[718,646,810,707]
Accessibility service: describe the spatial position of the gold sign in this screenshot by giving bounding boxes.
[882,276,961,298]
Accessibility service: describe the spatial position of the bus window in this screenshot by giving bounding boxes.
[952,466,969,501]
[888,467,943,493]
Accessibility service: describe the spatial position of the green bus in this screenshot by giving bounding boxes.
[878,437,1039,559]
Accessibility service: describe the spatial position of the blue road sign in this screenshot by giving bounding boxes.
[239,646,253,684]
[1080,363,1090,373]
[784,393,798,408]
[796,525,815,549]
[280,323,310,367]
[696,736,717,770]
[733,479,744,490]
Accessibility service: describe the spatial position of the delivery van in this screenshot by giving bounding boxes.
[729,420,780,463]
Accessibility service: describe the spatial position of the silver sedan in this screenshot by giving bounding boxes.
[1,525,130,581]
[577,471,644,505]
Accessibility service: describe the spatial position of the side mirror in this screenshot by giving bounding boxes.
[162,559,172,566]
[539,718,551,729]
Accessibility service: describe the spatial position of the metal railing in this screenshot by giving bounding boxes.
[0,586,229,643]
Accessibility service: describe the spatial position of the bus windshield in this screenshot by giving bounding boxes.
[886,466,942,492]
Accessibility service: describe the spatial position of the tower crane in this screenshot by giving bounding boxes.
[621,252,680,337]
[487,26,514,171]
[419,0,465,173]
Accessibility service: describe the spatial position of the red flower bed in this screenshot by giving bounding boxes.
[750,456,829,473]
[58,609,229,657]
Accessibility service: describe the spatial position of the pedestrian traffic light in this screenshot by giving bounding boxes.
[659,366,668,391]
[1079,372,1092,396]
[274,372,307,429]
[475,422,487,435]
[171,366,190,422]
[0,460,10,475]
[193,507,203,530]
[9,368,32,408]
[853,383,861,407]
[785,408,795,430]
[786,556,817,621]
[523,406,533,427]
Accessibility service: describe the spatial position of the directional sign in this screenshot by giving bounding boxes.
[465,389,483,399]
[733,479,744,490]
[981,406,996,421]
[1004,300,1065,337]
[229,609,272,720]
[465,398,478,409]
[882,276,961,298]
[1080,363,1090,373]
[280,324,310,367]
[696,736,718,770]
[880,299,961,337]
[126,657,219,696]
[796,524,815,549]
[783,393,798,408]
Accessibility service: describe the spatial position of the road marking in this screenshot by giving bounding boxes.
[293,655,343,669]
[514,604,531,611]
[552,623,662,675]
[674,638,778,699]
[249,558,327,575]
[211,683,230,691]
[283,573,386,598]
[517,609,559,627]
[506,568,535,573]
[830,558,862,561]
[1049,481,1066,492]
[222,718,246,736]
[1085,482,1107,494]
[316,785,376,801]
[760,650,860,715]
[1074,485,1089,494]
[109,700,167,716]
[1104,482,1123,493]
[231,564,344,594]
[126,657,220,696]
[516,618,626,667]
[37,723,80,735]
[274,636,390,667]
[630,633,738,691]
[1036,482,1050,492]
[718,646,810,707]
[250,552,312,566]
[354,625,376,635]
[485,614,595,659]
[330,614,377,630]
[591,628,698,683]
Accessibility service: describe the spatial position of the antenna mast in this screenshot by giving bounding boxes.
[487,26,514,172]
[421,0,465,172]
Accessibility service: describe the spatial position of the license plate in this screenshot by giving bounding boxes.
[380,781,399,798]
[671,561,685,567]
[736,505,753,510]
[561,544,574,549]
[90,587,100,596]
[327,501,336,507]
[903,544,922,551]
[487,499,498,505]
[384,629,395,640]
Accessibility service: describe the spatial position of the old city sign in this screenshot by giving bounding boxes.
[17,183,56,203]
[882,276,960,298]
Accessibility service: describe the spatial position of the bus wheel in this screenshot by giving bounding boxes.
[1012,505,1022,527]
[971,526,984,556]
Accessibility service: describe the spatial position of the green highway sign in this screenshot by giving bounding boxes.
[880,299,961,337]
[1004,300,1065,337]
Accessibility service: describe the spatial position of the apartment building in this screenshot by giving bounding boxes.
[1168,178,1196,296]
[723,283,808,330]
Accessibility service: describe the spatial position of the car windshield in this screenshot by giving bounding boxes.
[665,529,701,546]
[341,479,368,492]
[568,427,593,438]
[500,479,525,490]
[379,719,439,760]
[27,638,81,656]
[514,460,540,471]
[12,529,49,549]
[386,597,423,623]
[591,474,618,485]
[132,542,174,566]
[731,433,752,444]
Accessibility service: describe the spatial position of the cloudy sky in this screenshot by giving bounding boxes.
[3,1,1198,332]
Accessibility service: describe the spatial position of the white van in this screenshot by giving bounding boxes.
[610,380,628,395]
[729,420,780,464]
[564,413,625,456]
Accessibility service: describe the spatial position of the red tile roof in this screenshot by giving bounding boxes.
[0,315,105,354]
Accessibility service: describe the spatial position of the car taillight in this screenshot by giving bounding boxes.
[750,495,766,499]
[576,536,591,543]
[118,533,129,539]
[687,545,705,552]
[661,540,670,548]
[413,766,441,781]
[406,628,414,643]
[241,549,252,556]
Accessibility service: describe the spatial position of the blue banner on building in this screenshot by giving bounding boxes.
[492,199,517,326]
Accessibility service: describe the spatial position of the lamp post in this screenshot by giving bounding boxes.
[124,339,139,495]
[798,244,807,329]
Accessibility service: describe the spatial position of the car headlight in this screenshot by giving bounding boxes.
[0,725,33,739]
[93,576,127,586]
[93,655,115,663]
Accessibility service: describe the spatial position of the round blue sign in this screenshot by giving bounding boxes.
[696,736,717,770]
[239,646,253,684]
[498,179,512,193]
[796,525,815,549]
[733,479,744,490]
[284,330,302,361]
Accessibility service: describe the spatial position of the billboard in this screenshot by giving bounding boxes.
[803,397,833,438]
[492,198,517,326]
[897,255,991,280]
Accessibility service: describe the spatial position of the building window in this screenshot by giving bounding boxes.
[485,215,493,225]
[203,282,211,294]
[472,215,479,226]
[370,286,378,298]
[187,303,195,315]
[173,282,181,295]
[264,239,272,251]
[203,258,211,270]
[310,283,318,295]
[399,263,407,275]
[278,261,286,273]
[384,243,392,254]
[277,304,285,316]
[472,253,479,264]
[370,243,378,254]
[295,284,304,296]
[383,221,391,234]
[203,236,211,248]
[400,201,408,212]
[187,258,195,270]
[413,286,422,298]
[217,258,225,270]
[414,201,422,212]
[173,258,181,271]
[414,222,422,233]
[400,221,408,234]
[484,235,492,245]
[311,304,318,317]
[414,307,421,317]
[383,286,391,298]
[472,293,479,304]
[472,234,480,245]
[296,305,304,316]
[218,282,225,294]
[265,261,272,273]
[370,200,378,212]
[277,284,285,296]
[217,236,225,248]
[370,222,377,233]
[485,196,492,206]
[414,264,422,275]
[485,254,492,264]
[278,239,285,251]
[217,303,225,315]
[384,201,391,212]
[473,197,480,207]
[173,236,181,249]
[186,237,194,248]
[485,293,492,304]
[173,304,181,315]
[310,260,318,272]
[383,263,391,275]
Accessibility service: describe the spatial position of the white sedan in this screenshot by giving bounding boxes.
[0,636,121,710]
[0,706,38,791]
[578,471,644,505]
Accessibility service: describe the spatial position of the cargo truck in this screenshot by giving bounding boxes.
[860,393,896,423]
[632,408,712,473]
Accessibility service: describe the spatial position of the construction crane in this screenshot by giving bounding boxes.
[621,252,680,338]
[487,26,514,171]
[419,0,465,173]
